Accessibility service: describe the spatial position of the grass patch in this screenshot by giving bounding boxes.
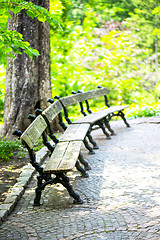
[0,139,24,162]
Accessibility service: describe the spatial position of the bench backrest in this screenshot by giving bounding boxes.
[59,87,109,107]
[21,115,47,149]
[57,87,110,123]
[41,99,68,137]
[42,100,63,123]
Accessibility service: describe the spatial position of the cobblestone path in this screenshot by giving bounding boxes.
[1,118,160,239]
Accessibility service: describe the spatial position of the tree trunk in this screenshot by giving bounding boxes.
[0,0,53,139]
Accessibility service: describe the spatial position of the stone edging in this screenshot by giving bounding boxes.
[0,147,49,225]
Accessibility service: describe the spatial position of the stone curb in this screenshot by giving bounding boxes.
[0,147,49,225]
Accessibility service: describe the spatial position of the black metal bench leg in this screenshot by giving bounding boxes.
[33,175,43,206]
[75,160,89,178]
[103,118,116,135]
[119,111,130,127]
[59,173,83,204]
[83,137,95,155]
[86,131,99,149]
[97,121,111,139]
[33,187,42,206]
[79,152,91,170]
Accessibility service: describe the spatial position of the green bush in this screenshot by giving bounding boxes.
[126,103,160,119]
[0,140,24,162]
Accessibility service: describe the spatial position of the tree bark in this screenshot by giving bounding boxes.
[0,0,53,139]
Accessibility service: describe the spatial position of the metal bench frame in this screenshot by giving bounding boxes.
[55,86,130,141]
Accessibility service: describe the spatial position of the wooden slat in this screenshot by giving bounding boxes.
[60,87,109,107]
[59,123,90,142]
[58,141,82,171]
[42,100,63,123]
[73,105,129,124]
[43,141,82,173]
[44,142,68,173]
[21,115,47,149]
[59,95,78,107]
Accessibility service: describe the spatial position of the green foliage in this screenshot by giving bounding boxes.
[124,0,159,56]
[126,103,160,119]
[0,0,59,24]
[51,12,154,105]
[153,5,160,39]
[50,0,160,111]
[0,0,60,61]
[0,30,39,59]
[97,0,135,21]
[0,139,24,162]
[33,139,44,152]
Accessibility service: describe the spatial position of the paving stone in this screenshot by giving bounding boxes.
[0,210,8,223]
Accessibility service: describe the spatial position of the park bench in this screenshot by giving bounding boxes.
[47,99,97,155]
[14,100,92,206]
[54,86,130,142]
[13,86,130,206]
[40,100,91,170]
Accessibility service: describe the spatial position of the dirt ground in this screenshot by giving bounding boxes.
[0,153,29,204]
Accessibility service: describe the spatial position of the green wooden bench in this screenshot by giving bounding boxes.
[14,100,92,206]
[55,86,130,140]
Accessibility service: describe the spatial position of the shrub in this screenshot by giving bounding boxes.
[126,103,160,119]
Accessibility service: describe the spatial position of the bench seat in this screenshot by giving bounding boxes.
[73,105,129,124]
[44,141,83,174]
[59,123,90,142]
